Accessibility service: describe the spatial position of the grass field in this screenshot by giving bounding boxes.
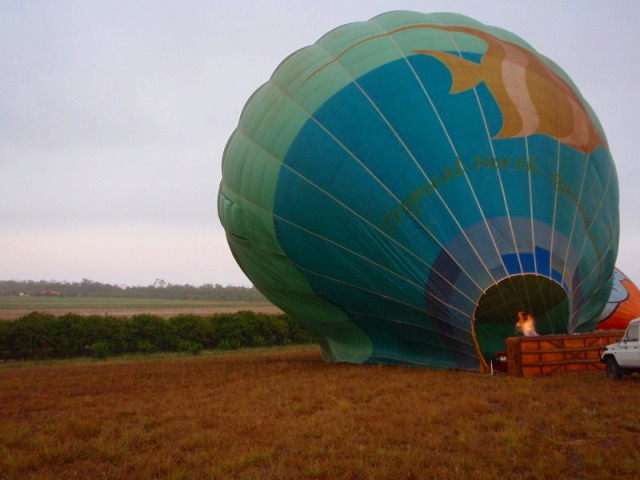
[1,346,639,479]
[0,296,280,319]
[0,296,275,310]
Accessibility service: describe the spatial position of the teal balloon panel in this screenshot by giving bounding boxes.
[219,11,619,370]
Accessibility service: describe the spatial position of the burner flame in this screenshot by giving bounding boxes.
[516,311,538,337]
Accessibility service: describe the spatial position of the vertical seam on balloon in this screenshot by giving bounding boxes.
[548,87,564,333]
[498,47,536,280]
[229,130,479,308]
[431,17,525,283]
[567,234,618,330]
[428,15,525,293]
[426,19,540,324]
[567,162,616,327]
[501,81,536,315]
[520,99,539,317]
[397,15,512,288]
[429,13,530,321]
[548,146,561,315]
[559,151,592,314]
[495,43,540,291]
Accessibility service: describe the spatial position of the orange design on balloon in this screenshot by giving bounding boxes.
[309,24,607,154]
[415,25,606,154]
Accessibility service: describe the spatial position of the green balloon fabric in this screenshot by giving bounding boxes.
[218,11,619,370]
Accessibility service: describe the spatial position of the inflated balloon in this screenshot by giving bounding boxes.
[219,11,620,370]
[597,268,640,330]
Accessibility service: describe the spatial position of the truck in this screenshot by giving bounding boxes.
[600,317,640,380]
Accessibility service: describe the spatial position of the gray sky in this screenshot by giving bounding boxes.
[1,0,638,287]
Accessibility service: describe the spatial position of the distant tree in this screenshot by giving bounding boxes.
[0,279,267,302]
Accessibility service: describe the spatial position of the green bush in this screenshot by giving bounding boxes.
[88,341,110,359]
[129,314,172,351]
[169,314,212,349]
[177,340,203,355]
[92,315,130,355]
[0,319,14,360]
[0,311,316,360]
[218,338,242,350]
[8,312,57,359]
[212,314,244,349]
[136,340,159,354]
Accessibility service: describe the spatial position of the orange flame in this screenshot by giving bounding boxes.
[516,311,538,337]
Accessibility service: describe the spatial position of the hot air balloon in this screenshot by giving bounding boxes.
[597,268,640,330]
[219,11,620,371]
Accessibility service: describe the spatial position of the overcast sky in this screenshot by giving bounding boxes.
[1,0,638,287]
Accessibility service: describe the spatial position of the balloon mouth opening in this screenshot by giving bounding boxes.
[472,274,568,369]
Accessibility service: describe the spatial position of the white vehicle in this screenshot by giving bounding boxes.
[601,318,640,380]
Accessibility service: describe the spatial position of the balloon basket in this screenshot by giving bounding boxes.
[505,330,623,377]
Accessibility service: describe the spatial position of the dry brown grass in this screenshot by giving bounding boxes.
[1,346,639,479]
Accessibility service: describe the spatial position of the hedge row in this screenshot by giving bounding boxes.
[0,311,316,360]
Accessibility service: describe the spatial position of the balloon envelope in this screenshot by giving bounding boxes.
[597,268,640,330]
[219,11,619,370]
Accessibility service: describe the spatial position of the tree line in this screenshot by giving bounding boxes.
[0,311,316,360]
[0,279,267,301]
